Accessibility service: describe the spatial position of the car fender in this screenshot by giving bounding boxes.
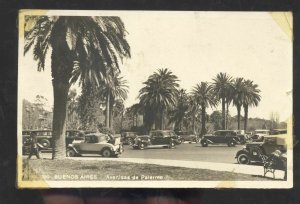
[204,138,214,144]
[67,145,80,154]
[235,149,249,158]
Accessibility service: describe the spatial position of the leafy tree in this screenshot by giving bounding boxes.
[24,16,130,159]
[77,83,103,130]
[138,68,179,130]
[210,110,223,130]
[168,89,189,131]
[191,82,217,136]
[231,78,246,130]
[212,72,233,129]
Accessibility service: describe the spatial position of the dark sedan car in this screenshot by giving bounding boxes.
[175,131,198,143]
[132,130,177,150]
[201,130,240,147]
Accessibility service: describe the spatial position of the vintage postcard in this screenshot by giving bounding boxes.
[17,10,293,188]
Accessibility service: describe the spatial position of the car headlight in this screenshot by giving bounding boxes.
[242,145,246,149]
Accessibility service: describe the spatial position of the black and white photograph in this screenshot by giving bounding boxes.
[17,10,293,188]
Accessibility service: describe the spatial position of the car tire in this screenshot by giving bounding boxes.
[237,153,250,164]
[227,140,236,147]
[102,148,112,157]
[169,141,175,149]
[138,143,145,150]
[67,149,76,157]
[201,140,208,147]
[40,139,51,148]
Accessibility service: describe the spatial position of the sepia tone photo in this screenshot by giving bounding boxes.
[17,10,293,188]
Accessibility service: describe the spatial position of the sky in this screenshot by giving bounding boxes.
[19,11,293,121]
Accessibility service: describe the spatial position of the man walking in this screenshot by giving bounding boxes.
[28,132,41,159]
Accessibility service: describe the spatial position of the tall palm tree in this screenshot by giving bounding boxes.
[138,68,179,130]
[212,72,233,130]
[242,80,261,130]
[168,89,189,131]
[100,71,128,129]
[232,78,246,130]
[24,16,130,159]
[192,82,217,136]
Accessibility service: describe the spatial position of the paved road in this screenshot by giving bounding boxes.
[121,142,242,164]
[34,143,243,164]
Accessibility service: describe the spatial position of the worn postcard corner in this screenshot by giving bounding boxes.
[17,10,293,188]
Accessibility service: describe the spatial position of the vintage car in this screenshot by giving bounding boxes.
[132,131,177,150]
[150,130,181,145]
[233,130,252,144]
[67,133,123,157]
[22,130,86,154]
[175,131,198,143]
[201,130,240,147]
[251,129,270,142]
[235,134,287,164]
[22,130,53,151]
[121,132,138,145]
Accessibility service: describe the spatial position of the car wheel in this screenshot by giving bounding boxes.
[228,140,236,147]
[201,140,208,147]
[237,153,250,164]
[102,148,112,157]
[169,141,175,149]
[138,143,145,150]
[67,149,76,157]
[40,139,51,148]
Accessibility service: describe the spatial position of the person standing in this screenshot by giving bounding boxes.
[28,132,41,159]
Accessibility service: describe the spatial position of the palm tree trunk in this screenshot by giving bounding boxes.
[109,100,113,129]
[226,102,229,129]
[244,105,248,131]
[192,115,195,133]
[237,105,241,130]
[221,98,226,129]
[105,94,110,128]
[52,82,69,160]
[160,110,164,130]
[201,106,206,136]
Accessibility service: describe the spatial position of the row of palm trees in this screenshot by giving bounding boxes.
[134,69,261,135]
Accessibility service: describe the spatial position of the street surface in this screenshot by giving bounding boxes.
[35,143,243,164]
[121,143,241,164]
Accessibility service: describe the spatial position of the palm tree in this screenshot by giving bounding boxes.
[212,72,233,130]
[24,16,130,159]
[192,82,217,136]
[242,80,261,130]
[100,71,128,129]
[138,68,179,130]
[168,89,189,131]
[232,78,246,130]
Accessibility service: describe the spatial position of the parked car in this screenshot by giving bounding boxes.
[235,134,287,165]
[270,129,287,135]
[233,130,252,144]
[132,130,177,150]
[201,130,240,147]
[22,129,53,149]
[22,130,86,154]
[65,130,85,146]
[67,133,123,157]
[175,131,198,143]
[121,132,138,145]
[150,130,181,145]
[251,129,270,142]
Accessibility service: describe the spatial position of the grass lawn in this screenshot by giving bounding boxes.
[22,158,271,181]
